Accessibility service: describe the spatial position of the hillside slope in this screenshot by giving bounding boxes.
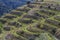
[0,1,60,40]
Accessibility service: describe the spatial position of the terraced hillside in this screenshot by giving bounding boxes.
[0,1,60,40]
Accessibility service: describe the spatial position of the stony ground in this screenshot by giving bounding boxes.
[0,1,60,40]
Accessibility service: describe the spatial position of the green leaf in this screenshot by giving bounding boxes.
[35,33,57,40]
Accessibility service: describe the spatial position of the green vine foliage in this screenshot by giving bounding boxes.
[35,33,57,40]
[0,23,3,33]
